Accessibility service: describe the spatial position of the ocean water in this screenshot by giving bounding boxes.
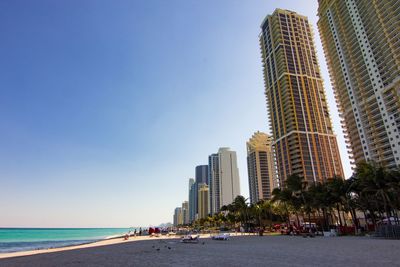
[0,228,135,253]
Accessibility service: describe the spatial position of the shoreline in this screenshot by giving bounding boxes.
[0,234,186,259]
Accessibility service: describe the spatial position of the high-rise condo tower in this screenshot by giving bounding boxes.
[208,148,240,214]
[247,131,277,203]
[318,0,400,168]
[197,183,209,219]
[188,178,196,222]
[195,165,209,184]
[260,9,344,185]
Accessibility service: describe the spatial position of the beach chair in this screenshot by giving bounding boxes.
[181,234,200,243]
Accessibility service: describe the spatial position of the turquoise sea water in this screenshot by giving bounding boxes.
[0,228,135,253]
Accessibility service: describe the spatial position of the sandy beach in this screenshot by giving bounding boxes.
[0,234,182,259]
[0,235,399,267]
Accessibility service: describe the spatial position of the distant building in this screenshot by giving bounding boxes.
[173,207,183,226]
[188,178,197,222]
[208,147,240,214]
[247,131,277,203]
[182,201,189,225]
[260,9,344,185]
[208,153,219,215]
[318,0,400,168]
[188,165,209,223]
[195,165,208,184]
[197,183,209,219]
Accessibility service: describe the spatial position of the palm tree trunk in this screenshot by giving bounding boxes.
[342,210,348,227]
[394,210,400,225]
[350,207,359,233]
[316,209,322,232]
[368,210,377,231]
[312,211,316,228]
[295,212,300,229]
[322,208,328,231]
[336,204,343,227]
[285,205,290,226]
[362,210,368,231]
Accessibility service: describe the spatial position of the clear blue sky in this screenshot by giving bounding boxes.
[0,0,352,227]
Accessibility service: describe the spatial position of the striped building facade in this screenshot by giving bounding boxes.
[318,0,400,168]
[260,9,344,185]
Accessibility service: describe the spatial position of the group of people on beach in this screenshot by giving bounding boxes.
[124,228,143,240]
[123,227,170,240]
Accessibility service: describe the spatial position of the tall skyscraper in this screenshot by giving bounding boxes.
[260,9,344,185]
[247,131,277,203]
[188,165,208,223]
[173,207,182,226]
[195,165,208,184]
[208,147,240,214]
[188,178,197,222]
[208,153,220,215]
[197,183,209,219]
[182,201,189,225]
[318,0,400,168]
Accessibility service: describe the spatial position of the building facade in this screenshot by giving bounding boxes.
[197,183,209,219]
[188,178,197,222]
[173,207,183,226]
[208,153,219,215]
[208,148,240,214]
[195,165,209,184]
[247,131,277,203]
[260,9,344,185]
[182,201,189,225]
[318,0,400,168]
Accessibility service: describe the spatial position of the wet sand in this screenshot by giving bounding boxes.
[0,235,399,267]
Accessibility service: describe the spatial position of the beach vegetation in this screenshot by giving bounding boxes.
[192,162,399,237]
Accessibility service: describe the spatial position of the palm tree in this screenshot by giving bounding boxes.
[353,162,395,228]
[259,199,275,223]
[272,187,292,225]
[282,174,308,227]
[342,177,360,229]
[307,182,334,231]
[232,195,249,231]
[326,176,346,226]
